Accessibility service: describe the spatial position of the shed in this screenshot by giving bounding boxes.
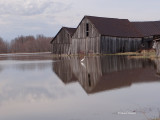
[71,16,143,54]
[132,21,160,49]
[50,27,76,54]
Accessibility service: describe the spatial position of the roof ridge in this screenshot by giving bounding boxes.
[132,21,160,36]
[62,26,76,29]
[132,21,160,23]
[85,15,129,20]
[50,27,76,43]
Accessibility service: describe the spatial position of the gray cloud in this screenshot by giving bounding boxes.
[0,0,74,40]
[0,0,71,16]
[2,0,159,41]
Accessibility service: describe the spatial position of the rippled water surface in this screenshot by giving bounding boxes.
[0,53,160,120]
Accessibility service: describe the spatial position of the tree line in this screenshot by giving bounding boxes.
[0,35,52,54]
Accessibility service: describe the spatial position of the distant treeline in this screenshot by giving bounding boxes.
[0,35,52,53]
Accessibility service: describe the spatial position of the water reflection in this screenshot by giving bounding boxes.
[0,53,54,72]
[0,60,52,72]
[52,56,160,94]
[0,54,160,120]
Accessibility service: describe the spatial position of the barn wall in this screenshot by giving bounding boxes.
[52,28,72,54]
[71,18,101,54]
[101,36,142,54]
[142,36,153,49]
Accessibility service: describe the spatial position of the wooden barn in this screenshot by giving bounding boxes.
[51,15,160,55]
[70,16,143,54]
[50,27,76,55]
[132,21,160,49]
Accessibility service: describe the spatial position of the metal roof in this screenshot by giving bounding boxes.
[85,16,142,38]
[132,21,160,37]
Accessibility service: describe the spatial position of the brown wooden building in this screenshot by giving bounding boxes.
[51,15,160,55]
[50,27,76,55]
[132,21,160,49]
[71,16,142,54]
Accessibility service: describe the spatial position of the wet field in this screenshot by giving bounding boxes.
[0,53,160,120]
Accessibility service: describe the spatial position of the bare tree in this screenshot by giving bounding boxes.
[9,35,52,53]
[0,37,8,53]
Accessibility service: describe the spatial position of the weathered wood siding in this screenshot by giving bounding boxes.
[101,36,142,54]
[142,36,153,49]
[52,28,72,54]
[71,18,101,54]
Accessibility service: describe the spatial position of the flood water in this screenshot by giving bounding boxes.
[0,53,160,120]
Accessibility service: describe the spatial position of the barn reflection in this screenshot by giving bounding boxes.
[52,56,160,94]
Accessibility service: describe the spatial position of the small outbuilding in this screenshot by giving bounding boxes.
[50,27,76,55]
[132,21,160,49]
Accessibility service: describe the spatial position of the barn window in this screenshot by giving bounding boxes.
[68,33,70,42]
[86,23,89,37]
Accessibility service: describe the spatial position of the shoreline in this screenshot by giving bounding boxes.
[0,50,156,59]
[51,50,156,59]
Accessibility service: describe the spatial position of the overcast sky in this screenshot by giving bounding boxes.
[0,0,160,41]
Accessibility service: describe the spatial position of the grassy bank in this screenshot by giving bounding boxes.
[116,50,156,59]
[51,50,156,59]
